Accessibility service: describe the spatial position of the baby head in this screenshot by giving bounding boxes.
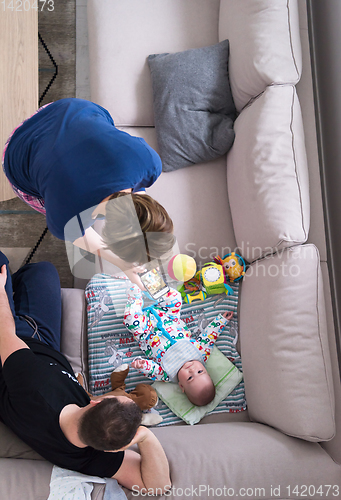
[177,360,215,406]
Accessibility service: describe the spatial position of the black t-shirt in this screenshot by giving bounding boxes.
[0,339,124,477]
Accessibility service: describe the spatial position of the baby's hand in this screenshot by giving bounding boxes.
[131,358,147,370]
[222,311,234,320]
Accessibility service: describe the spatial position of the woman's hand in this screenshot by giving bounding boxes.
[0,265,7,290]
[124,266,146,290]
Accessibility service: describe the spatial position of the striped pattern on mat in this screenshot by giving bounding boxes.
[85,274,246,426]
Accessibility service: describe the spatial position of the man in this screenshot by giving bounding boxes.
[0,251,170,493]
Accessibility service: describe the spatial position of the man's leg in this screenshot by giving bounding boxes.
[0,251,33,337]
[12,261,62,351]
[0,252,30,364]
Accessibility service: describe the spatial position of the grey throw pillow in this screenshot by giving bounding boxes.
[148,40,236,172]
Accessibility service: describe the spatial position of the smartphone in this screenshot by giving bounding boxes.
[139,267,170,300]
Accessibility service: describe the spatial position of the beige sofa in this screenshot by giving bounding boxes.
[1,1,341,499]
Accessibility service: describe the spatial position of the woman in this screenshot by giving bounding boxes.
[3,98,175,285]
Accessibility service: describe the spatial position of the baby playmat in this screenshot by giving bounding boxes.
[85,274,246,426]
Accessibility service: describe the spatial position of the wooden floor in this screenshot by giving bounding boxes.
[0,5,76,287]
[0,8,38,201]
[38,0,76,106]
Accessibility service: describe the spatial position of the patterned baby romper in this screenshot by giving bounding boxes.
[123,285,229,381]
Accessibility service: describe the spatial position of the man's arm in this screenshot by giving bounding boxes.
[113,426,171,495]
[0,265,29,366]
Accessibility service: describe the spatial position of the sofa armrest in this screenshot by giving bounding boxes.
[239,245,335,442]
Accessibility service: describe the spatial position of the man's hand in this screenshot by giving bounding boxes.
[0,265,7,290]
[117,425,150,452]
[113,425,171,494]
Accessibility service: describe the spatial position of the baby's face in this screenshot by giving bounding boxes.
[178,360,212,394]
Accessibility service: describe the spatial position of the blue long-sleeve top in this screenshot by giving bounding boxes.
[4,98,162,241]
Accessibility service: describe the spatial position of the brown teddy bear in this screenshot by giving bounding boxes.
[76,364,162,426]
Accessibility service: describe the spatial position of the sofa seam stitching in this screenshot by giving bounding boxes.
[289,85,308,243]
[314,245,336,436]
[286,0,300,80]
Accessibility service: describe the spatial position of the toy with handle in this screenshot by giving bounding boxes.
[200,262,234,296]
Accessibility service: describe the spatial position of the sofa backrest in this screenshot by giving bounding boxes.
[88,0,221,127]
[219,0,302,111]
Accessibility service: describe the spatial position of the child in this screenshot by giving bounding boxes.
[123,285,233,406]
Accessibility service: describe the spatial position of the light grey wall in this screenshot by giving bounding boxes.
[308,0,341,359]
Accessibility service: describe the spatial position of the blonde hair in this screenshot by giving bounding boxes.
[102,192,175,264]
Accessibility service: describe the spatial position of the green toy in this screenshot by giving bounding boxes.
[199,262,234,296]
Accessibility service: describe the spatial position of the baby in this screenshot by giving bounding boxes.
[123,285,233,406]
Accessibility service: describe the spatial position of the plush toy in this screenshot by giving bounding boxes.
[215,252,246,282]
[76,365,162,426]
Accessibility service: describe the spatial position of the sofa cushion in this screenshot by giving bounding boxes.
[116,127,238,267]
[60,288,89,389]
[219,0,302,111]
[0,421,42,460]
[87,0,220,126]
[227,85,310,262]
[148,40,236,172]
[126,422,341,500]
[239,245,335,442]
[0,459,53,500]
